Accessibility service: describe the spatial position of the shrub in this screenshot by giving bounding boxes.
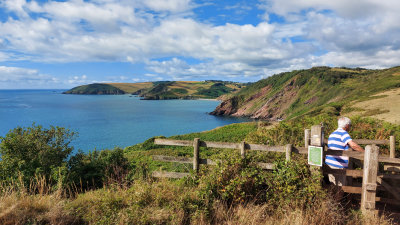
[266,159,325,209]
[0,124,75,186]
[197,153,268,206]
[197,152,325,212]
[67,147,130,190]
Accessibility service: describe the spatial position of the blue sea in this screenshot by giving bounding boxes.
[0,90,251,152]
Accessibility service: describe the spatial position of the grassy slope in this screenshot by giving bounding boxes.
[106,82,154,93]
[212,66,400,120]
[139,81,243,99]
[353,88,400,124]
[62,83,126,95]
[63,81,245,99]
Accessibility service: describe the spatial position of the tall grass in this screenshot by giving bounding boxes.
[0,174,395,224]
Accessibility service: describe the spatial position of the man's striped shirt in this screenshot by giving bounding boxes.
[326,128,351,168]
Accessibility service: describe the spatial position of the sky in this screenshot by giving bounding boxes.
[0,0,400,89]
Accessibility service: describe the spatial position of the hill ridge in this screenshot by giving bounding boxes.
[211,66,400,121]
[63,80,246,99]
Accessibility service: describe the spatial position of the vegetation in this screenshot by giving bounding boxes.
[0,124,75,186]
[212,66,400,120]
[2,66,400,224]
[1,113,399,224]
[63,80,246,99]
[63,83,126,95]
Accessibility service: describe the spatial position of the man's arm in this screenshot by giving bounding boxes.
[348,140,364,152]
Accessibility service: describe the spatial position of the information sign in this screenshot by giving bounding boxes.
[308,146,323,167]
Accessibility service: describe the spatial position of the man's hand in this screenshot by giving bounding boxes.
[348,140,364,152]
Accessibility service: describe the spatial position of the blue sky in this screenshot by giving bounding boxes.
[0,0,400,89]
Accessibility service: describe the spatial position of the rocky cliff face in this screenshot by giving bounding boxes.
[210,80,299,120]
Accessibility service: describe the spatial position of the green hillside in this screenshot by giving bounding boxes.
[63,80,246,99]
[211,66,400,121]
[63,83,126,95]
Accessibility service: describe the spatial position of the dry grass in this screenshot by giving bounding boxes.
[107,82,153,93]
[193,200,394,225]
[0,192,81,225]
[349,88,400,125]
[0,177,396,225]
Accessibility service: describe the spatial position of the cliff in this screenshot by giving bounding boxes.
[211,66,400,120]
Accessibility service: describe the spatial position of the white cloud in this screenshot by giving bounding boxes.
[68,75,89,85]
[0,66,60,88]
[146,57,265,81]
[0,0,400,85]
[143,0,193,12]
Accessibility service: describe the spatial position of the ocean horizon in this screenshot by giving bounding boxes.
[0,89,252,152]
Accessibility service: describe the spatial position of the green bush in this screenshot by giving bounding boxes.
[67,147,130,189]
[196,152,325,211]
[0,124,75,186]
[197,153,268,206]
[266,159,324,208]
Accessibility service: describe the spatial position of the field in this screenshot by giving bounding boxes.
[348,88,400,124]
[107,82,154,93]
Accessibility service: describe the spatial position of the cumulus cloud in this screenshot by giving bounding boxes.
[261,0,400,71]
[68,75,90,85]
[142,0,193,12]
[0,66,59,88]
[0,0,399,85]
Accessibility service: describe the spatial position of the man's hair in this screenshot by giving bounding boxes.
[338,117,351,129]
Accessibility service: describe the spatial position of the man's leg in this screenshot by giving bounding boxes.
[327,164,347,186]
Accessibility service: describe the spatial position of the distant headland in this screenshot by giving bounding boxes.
[63,80,248,100]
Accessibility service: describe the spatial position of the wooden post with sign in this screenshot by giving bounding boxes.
[361,145,379,214]
[310,125,323,147]
[310,125,323,179]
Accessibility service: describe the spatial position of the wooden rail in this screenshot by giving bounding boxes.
[152,127,398,216]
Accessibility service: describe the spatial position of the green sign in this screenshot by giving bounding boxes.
[308,146,323,167]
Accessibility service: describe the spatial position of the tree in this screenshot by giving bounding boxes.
[0,124,76,185]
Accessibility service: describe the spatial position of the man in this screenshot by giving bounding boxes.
[326,117,364,186]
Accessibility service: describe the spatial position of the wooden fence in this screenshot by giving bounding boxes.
[151,125,400,214]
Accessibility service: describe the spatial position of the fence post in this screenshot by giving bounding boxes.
[240,141,246,158]
[193,138,200,173]
[286,144,292,161]
[305,129,310,149]
[310,125,323,147]
[361,145,379,214]
[390,136,395,158]
[309,126,323,180]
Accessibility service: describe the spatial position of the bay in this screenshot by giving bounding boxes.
[0,89,251,152]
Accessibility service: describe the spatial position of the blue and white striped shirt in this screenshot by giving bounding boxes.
[326,128,351,168]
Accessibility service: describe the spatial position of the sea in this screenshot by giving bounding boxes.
[0,89,251,152]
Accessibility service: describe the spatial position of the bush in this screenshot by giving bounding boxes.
[197,152,325,212]
[67,147,130,190]
[0,124,75,186]
[197,153,268,206]
[266,159,324,209]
